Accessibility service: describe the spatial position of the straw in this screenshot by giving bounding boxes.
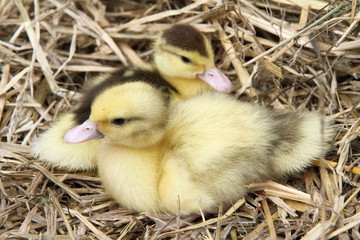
[1,0,359,239]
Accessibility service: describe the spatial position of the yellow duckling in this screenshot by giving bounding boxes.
[153,24,232,98]
[33,24,231,171]
[64,71,333,215]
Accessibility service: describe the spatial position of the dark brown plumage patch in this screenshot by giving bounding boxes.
[162,24,209,57]
[73,67,178,124]
[269,110,302,155]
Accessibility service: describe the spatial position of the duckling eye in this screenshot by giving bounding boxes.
[111,118,126,126]
[181,56,192,64]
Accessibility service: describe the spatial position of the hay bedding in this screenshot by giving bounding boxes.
[0,0,359,239]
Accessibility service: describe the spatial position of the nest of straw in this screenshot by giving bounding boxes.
[1,0,359,239]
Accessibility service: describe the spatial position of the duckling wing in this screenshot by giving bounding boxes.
[32,113,98,171]
[269,110,333,175]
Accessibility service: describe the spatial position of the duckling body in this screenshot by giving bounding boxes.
[158,94,331,213]
[65,77,332,215]
[33,24,231,170]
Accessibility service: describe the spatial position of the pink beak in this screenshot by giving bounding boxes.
[198,67,232,93]
[64,119,103,143]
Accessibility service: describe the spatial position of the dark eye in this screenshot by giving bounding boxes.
[111,118,126,126]
[181,56,192,64]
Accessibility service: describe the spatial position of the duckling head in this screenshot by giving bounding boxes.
[154,24,232,94]
[64,82,169,148]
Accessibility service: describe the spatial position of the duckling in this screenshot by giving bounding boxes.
[64,72,333,215]
[153,24,232,98]
[33,24,232,171]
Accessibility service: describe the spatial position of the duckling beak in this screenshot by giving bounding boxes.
[197,67,232,93]
[64,119,104,143]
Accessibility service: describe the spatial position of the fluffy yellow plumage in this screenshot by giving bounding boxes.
[64,76,332,215]
[33,24,231,170]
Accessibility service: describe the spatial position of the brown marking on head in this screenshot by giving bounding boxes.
[73,68,177,124]
[162,24,209,57]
